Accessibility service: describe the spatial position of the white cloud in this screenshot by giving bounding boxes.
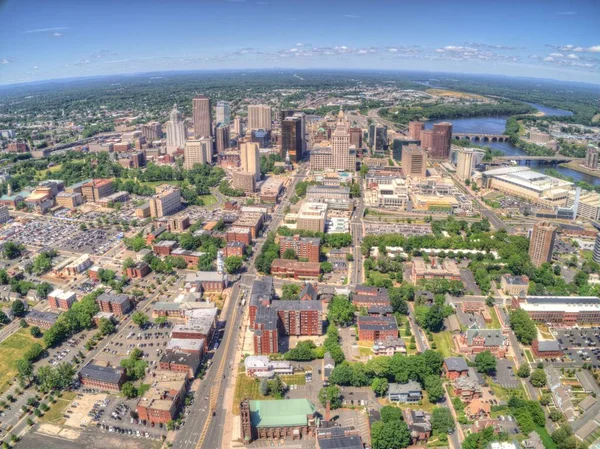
[0,59,9,64]
[53,32,62,37]
[33,66,38,69]
[24,26,69,34]
[543,57,554,61]
[588,46,600,52]
[556,11,576,15]
[549,53,564,57]
[567,54,579,59]
[343,14,360,19]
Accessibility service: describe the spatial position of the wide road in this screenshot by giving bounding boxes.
[349,195,364,287]
[173,165,308,449]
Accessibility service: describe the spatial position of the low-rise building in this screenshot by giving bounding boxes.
[25,310,59,329]
[159,352,201,379]
[232,212,264,239]
[226,227,252,245]
[260,177,284,203]
[96,292,132,316]
[387,381,422,403]
[296,202,328,233]
[443,357,469,379]
[56,192,84,209]
[136,371,188,424]
[372,338,406,356]
[185,272,227,293]
[270,259,321,280]
[79,362,125,392]
[153,240,178,256]
[166,337,206,355]
[404,409,432,445]
[512,296,600,324]
[244,356,293,378]
[465,398,491,420]
[456,327,508,358]
[356,316,398,341]
[500,274,530,297]
[532,339,563,358]
[126,261,151,279]
[411,257,461,284]
[453,373,482,402]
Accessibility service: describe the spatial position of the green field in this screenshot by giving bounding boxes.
[280,374,306,386]
[486,307,502,329]
[198,194,217,206]
[0,328,45,396]
[233,372,268,415]
[432,331,456,358]
[488,379,526,401]
[140,180,183,188]
[39,391,77,425]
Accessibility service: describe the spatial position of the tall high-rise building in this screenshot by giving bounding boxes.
[585,145,599,170]
[141,122,163,141]
[331,109,356,172]
[233,116,243,136]
[420,130,433,150]
[373,125,388,152]
[293,112,307,153]
[529,221,557,267]
[149,184,182,218]
[456,147,475,181]
[280,109,295,123]
[349,127,362,149]
[282,116,303,162]
[392,139,420,161]
[430,122,452,160]
[215,124,230,153]
[166,104,187,153]
[593,233,600,264]
[408,121,425,141]
[192,95,212,138]
[402,145,427,178]
[216,101,230,125]
[184,138,212,169]
[240,142,261,182]
[247,105,272,131]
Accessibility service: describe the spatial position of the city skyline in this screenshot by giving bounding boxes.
[0,0,599,86]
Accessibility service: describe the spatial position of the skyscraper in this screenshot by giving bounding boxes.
[216,101,230,125]
[529,221,557,267]
[331,109,356,172]
[293,112,307,153]
[192,95,212,138]
[593,233,600,264]
[430,122,452,160]
[233,116,243,136]
[247,105,272,131]
[349,127,362,150]
[184,138,212,169]
[373,125,388,152]
[166,104,187,153]
[215,124,230,153]
[282,116,303,162]
[402,145,427,178]
[408,121,425,141]
[141,122,163,141]
[240,141,261,182]
[456,147,475,181]
[585,145,599,169]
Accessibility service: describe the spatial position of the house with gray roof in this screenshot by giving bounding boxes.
[457,326,508,357]
[388,381,422,403]
[444,357,469,379]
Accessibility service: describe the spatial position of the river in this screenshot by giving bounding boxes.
[425,103,599,185]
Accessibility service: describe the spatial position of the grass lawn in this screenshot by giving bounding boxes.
[40,391,77,425]
[38,164,63,177]
[524,349,534,363]
[432,331,456,358]
[199,194,217,206]
[486,307,501,330]
[0,328,44,396]
[280,374,306,386]
[233,372,268,415]
[140,180,183,188]
[487,379,526,401]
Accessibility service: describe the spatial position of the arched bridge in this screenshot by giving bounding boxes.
[453,133,509,142]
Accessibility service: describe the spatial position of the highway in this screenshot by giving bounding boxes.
[172,165,308,449]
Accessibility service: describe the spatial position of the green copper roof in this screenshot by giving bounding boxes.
[249,399,316,427]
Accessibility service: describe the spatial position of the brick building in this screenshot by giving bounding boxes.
[78,362,125,392]
[136,371,188,424]
[275,300,322,336]
[455,327,508,358]
[252,306,279,355]
[270,259,320,280]
[126,261,151,279]
[226,227,252,245]
[159,351,201,379]
[153,240,177,256]
[48,289,77,311]
[185,272,227,293]
[278,235,321,263]
[512,296,600,324]
[232,212,264,239]
[224,241,245,258]
[25,310,59,329]
[500,274,529,297]
[356,316,398,341]
[443,357,469,379]
[168,216,190,232]
[96,292,132,316]
[532,339,563,358]
[81,179,114,202]
[166,338,206,355]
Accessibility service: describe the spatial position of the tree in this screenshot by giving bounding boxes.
[320,262,333,273]
[549,410,563,422]
[510,309,537,344]
[36,282,54,299]
[422,304,445,332]
[98,318,115,336]
[284,341,317,361]
[474,351,497,375]
[380,405,403,423]
[0,311,9,325]
[424,375,445,403]
[282,248,297,260]
[432,407,455,435]
[371,378,389,397]
[122,257,135,270]
[530,368,547,388]
[131,311,149,328]
[121,382,137,399]
[281,284,301,301]
[318,386,341,409]
[517,364,531,378]
[327,295,356,325]
[485,296,494,307]
[259,378,269,396]
[224,256,243,274]
[552,425,578,449]
[3,241,23,259]
[30,326,41,338]
[371,420,411,449]
[11,299,25,317]
[16,359,34,384]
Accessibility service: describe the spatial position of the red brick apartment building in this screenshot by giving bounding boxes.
[278,236,321,263]
[224,241,245,258]
[96,292,132,316]
[78,362,125,392]
[48,289,76,311]
[275,300,322,336]
[443,357,469,379]
[125,261,151,279]
[152,240,178,256]
[25,310,59,329]
[356,316,398,341]
[159,352,201,379]
[270,259,321,280]
[252,307,279,355]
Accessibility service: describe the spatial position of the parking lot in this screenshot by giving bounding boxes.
[491,359,520,388]
[45,332,88,368]
[555,328,600,367]
[62,228,118,254]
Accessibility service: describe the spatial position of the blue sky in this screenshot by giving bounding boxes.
[0,0,599,85]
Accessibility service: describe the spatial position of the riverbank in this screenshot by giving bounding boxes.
[559,161,600,180]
